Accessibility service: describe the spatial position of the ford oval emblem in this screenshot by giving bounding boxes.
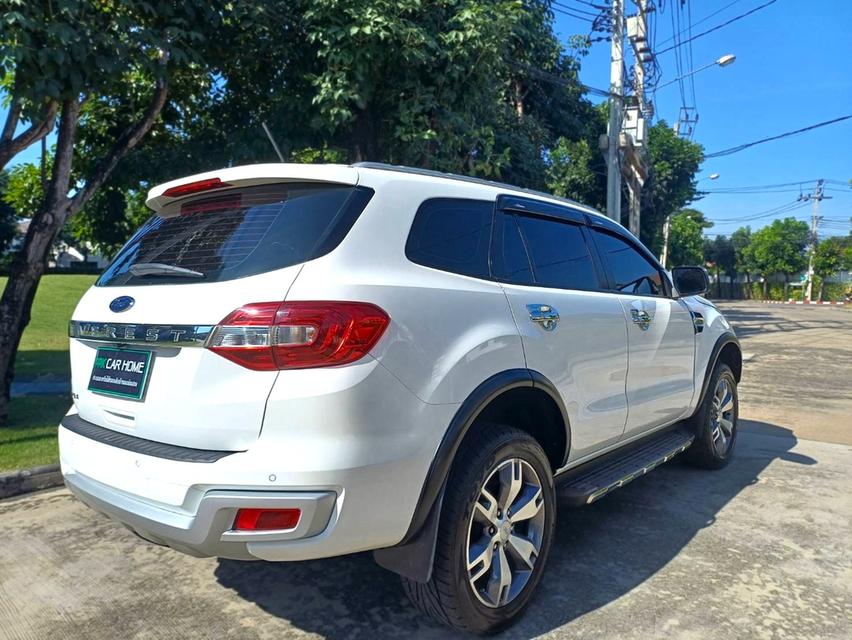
[109,296,135,313]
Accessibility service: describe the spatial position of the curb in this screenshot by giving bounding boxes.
[761,300,846,306]
[0,464,63,499]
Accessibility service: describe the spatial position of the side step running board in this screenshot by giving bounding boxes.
[557,428,695,506]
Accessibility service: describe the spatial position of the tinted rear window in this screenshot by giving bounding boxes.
[493,212,599,291]
[405,198,494,279]
[97,183,373,286]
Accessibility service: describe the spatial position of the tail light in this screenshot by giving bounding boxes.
[206,301,390,371]
[233,508,301,531]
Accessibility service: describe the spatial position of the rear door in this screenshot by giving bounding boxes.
[491,198,629,462]
[69,181,373,451]
[588,225,695,438]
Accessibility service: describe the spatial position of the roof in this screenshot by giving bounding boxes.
[351,162,604,219]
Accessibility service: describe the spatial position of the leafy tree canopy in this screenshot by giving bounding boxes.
[667,211,704,267]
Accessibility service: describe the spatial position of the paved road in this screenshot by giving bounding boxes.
[1,302,850,640]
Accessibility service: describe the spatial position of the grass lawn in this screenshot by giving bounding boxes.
[0,274,96,379]
[0,396,71,472]
[0,274,94,472]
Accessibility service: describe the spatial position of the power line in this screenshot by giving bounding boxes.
[656,0,778,55]
[705,115,852,158]
[656,0,744,47]
[707,200,808,224]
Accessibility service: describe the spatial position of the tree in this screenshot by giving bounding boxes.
[749,218,809,299]
[0,172,18,257]
[704,235,735,298]
[812,236,852,301]
[731,226,754,296]
[642,121,704,253]
[667,212,704,267]
[0,0,226,424]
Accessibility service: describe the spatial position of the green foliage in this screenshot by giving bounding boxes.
[731,226,754,274]
[642,121,704,253]
[813,236,852,281]
[0,0,221,105]
[667,212,704,267]
[3,161,46,217]
[0,171,18,255]
[748,217,810,279]
[705,235,736,274]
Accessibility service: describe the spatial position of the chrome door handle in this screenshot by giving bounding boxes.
[527,304,559,331]
[630,308,652,330]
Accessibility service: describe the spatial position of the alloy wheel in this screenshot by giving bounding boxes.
[465,458,546,608]
[710,377,736,456]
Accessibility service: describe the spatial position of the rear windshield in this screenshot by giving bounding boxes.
[97,183,373,286]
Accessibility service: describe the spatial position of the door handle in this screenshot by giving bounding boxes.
[630,308,652,330]
[527,304,559,331]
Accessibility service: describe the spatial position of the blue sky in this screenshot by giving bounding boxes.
[553,0,852,238]
[4,1,851,238]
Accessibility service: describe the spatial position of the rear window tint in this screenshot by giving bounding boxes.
[405,198,494,279]
[97,183,373,286]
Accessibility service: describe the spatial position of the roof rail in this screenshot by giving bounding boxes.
[351,162,602,217]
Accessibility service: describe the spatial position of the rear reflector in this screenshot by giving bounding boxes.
[206,301,390,371]
[234,508,301,531]
[163,177,231,198]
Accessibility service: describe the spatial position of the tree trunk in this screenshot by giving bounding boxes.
[783,276,789,301]
[746,273,752,299]
[716,267,722,298]
[817,280,824,302]
[762,278,768,300]
[0,99,80,424]
[0,75,167,425]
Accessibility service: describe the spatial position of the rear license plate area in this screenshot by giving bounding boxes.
[88,347,153,401]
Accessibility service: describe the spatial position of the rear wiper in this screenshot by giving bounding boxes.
[128,263,204,278]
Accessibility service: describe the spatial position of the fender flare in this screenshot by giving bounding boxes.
[692,331,742,416]
[373,368,570,582]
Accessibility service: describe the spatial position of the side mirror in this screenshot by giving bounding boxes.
[672,266,710,298]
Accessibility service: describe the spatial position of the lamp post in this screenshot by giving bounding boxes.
[657,54,737,90]
[661,173,720,268]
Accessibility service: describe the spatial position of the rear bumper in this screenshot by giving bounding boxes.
[64,470,336,560]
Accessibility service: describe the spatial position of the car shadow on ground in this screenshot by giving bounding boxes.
[214,420,814,639]
[715,305,849,339]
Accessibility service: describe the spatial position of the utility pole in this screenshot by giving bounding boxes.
[804,179,826,302]
[660,214,671,268]
[605,0,624,223]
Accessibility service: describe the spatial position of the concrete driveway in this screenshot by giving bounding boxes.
[1,302,850,639]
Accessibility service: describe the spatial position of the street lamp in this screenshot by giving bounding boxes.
[656,54,737,90]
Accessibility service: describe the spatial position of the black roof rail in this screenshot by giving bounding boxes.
[351,161,603,218]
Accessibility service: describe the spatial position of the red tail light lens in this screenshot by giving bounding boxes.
[234,508,301,531]
[206,301,390,371]
[163,177,231,198]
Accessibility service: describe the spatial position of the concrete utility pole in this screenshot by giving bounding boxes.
[605,0,624,223]
[804,179,826,302]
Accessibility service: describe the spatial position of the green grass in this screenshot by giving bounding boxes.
[0,396,70,472]
[0,274,96,379]
[0,274,95,471]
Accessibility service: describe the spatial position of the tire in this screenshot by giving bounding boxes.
[684,362,738,470]
[402,424,556,634]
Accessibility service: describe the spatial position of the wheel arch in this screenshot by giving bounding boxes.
[693,332,742,417]
[373,368,570,582]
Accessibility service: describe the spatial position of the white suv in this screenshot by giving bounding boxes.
[60,163,741,633]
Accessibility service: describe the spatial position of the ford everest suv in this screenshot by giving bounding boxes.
[60,163,741,634]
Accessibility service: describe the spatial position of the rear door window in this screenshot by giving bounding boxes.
[97,183,373,286]
[405,198,494,279]
[493,212,600,291]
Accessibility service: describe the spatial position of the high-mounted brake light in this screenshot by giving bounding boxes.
[233,508,301,531]
[163,177,231,198]
[206,301,390,371]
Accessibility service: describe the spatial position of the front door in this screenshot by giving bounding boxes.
[589,228,696,438]
[491,203,630,463]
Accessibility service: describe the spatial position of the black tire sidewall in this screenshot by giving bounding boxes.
[443,428,556,633]
[695,364,738,466]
